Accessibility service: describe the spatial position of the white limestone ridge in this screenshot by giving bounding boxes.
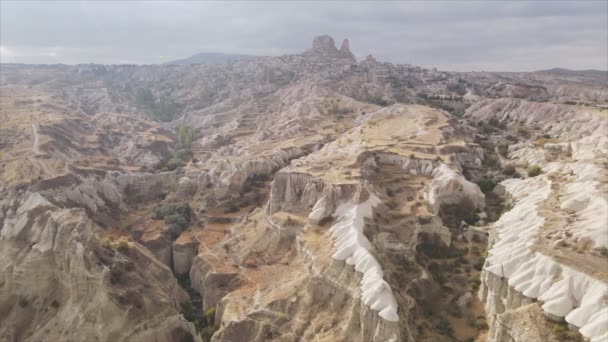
[485,175,608,341]
[328,194,399,322]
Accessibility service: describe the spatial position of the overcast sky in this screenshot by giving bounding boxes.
[1,1,606,71]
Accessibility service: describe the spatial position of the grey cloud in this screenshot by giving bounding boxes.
[0,1,606,71]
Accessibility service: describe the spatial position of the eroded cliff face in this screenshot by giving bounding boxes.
[0,192,200,342]
[470,103,608,342]
[184,104,490,342]
[1,35,607,342]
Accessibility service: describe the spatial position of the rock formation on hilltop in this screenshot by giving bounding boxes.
[0,35,607,342]
[306,34,356,63]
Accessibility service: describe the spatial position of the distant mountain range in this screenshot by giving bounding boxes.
[165,52,255,65]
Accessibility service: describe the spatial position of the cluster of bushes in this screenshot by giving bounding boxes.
[420,237,468,259]
[419,96,467,117]
[159,126,198,172]
[153,203,192,235]
[135,87,183,122]
[366,95,390,106]
[181,302,218,341]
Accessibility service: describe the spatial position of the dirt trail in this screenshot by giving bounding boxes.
[31,124,41,155]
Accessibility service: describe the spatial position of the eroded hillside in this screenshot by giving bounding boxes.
[1,35,606,342]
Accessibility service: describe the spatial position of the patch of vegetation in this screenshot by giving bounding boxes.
[135,87,183,122]
[476,178,497,194]
[527,165,543,177]
[181,302,218,341]
[159,125,198,172]
[497,202,513,219]
[438,199,478,228]
[153,202,192,233]
[18,297,28,308]
[552,323,579,341]
[366,95,390,106]
[484,151,500,169]
[517,126,530,138]
[116,236,132,253]
[419,236,467,259]
[325,99,352,115]
[463,212,480,225]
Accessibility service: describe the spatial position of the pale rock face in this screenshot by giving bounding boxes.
[3,34,607,342]
[0,192,199,342]
[480,136,608,341]
[426,164,485,212]
[330,195,399,322]
[41,171,178,225]
[312,35,338,53]
[271,172,358,218]
[199,145,311,199]
[172,239,198,275]
[466,98,608,141]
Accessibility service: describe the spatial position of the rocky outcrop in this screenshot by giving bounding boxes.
[269,171,359,221]
[173,239,199,276]
[305,35,356,63]
[465,98,608,141]
[480,137,608,342]
[34,170,179,225]
[339,39,356,60]
[190,255,242,310]
[426,164,485,213]
[199,145,315,199]
[0,192,200,342]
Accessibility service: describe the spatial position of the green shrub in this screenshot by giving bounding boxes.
[552,324,573,341]
[476,179,496,194]
[18,297,28,308]
[153,203,191,230]
[527,165,543,177]
[463,212,480,225]
[204,307,216,322]
[517,126,530,138]
[200,325,218,342]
